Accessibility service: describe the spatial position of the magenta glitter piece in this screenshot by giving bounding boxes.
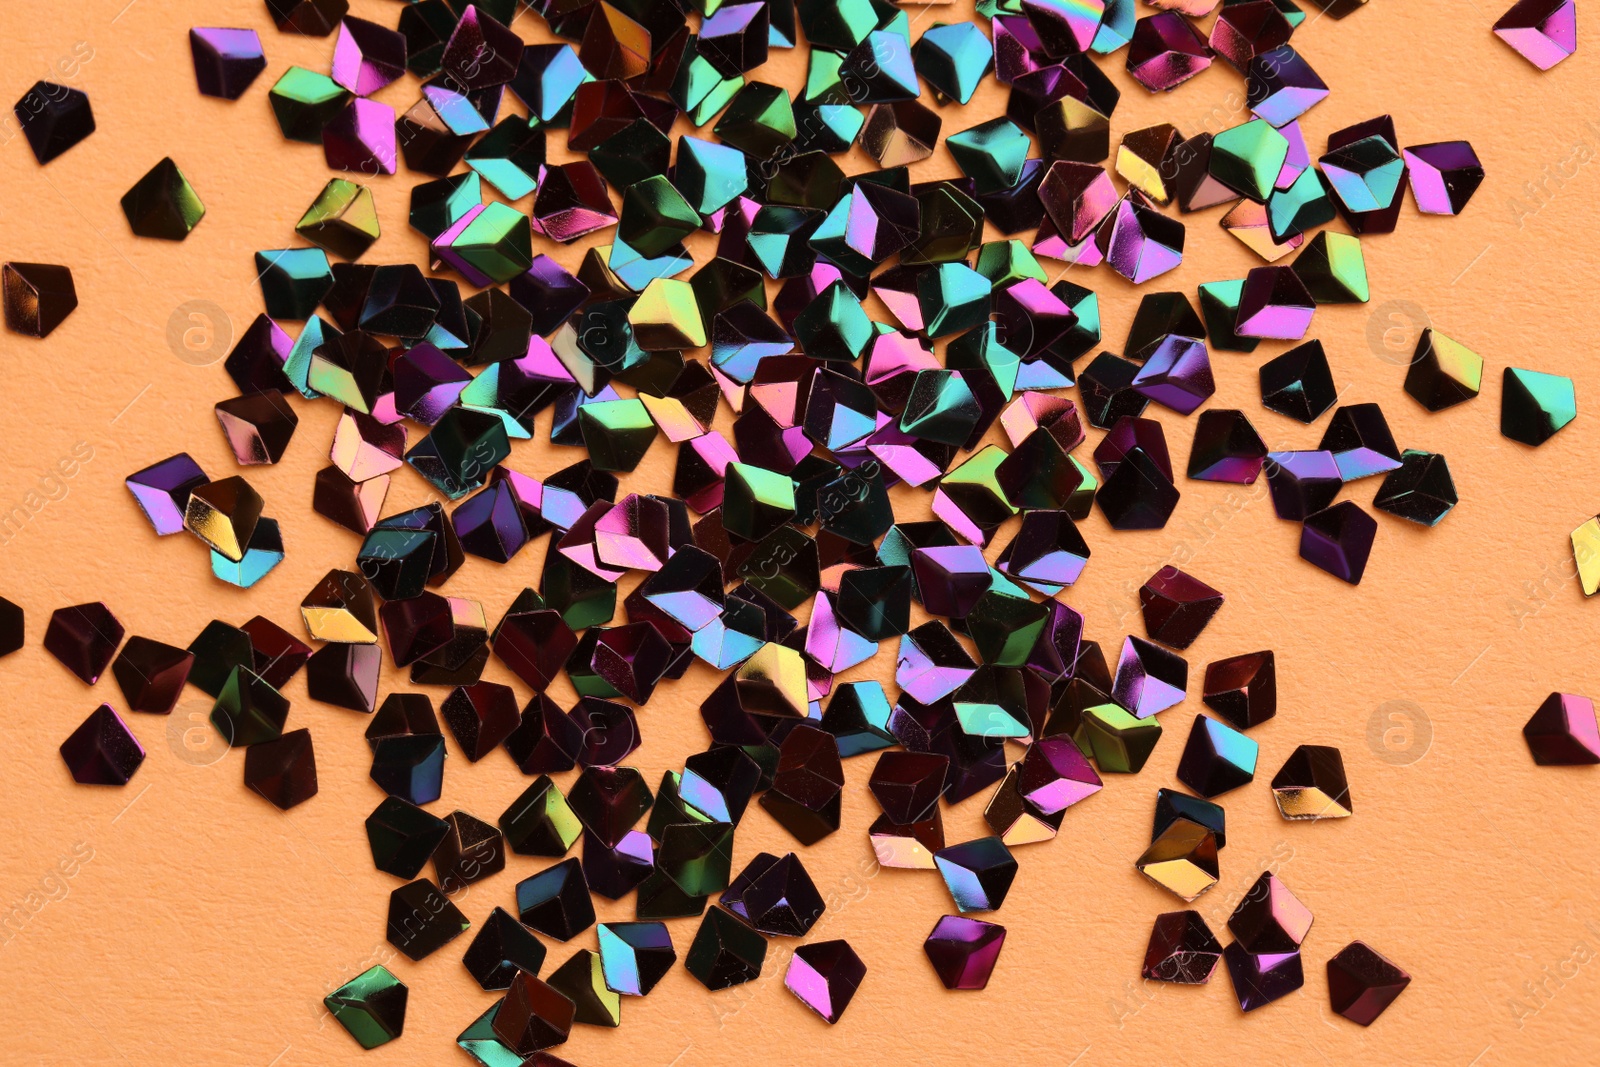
[189,27,267,100]
[864,330,938,411]
[680,431,738,512]
[60,703,145,785]
[594,494,671,573]
[865,425,948,487]
[331,16,407,96]
[896,625,977,704]
[1031,215,1105,266]
[322,97,396,176]
[1039,160,1120,244]
[1235,265,1314,339]
[1298,501,1377,584]
[930,486,987,546]
[924,914,1006,990]
[786,939,866,1023]
[1094,415,1171,481]
[127,453,208,535]
[1133,335,1213,414]
[1017,736,1102,813]
[1126,11,1213,92]
[1493,0,1577,70]
[1401,141,1485,215]
[993,278,1073,358]
[1275,120,1310,189]
[991,15,1050,83]
[1113,634,1187,718]
[806,592,876,673]
[870,271,925,333]
[442,5,524,90]
[1524,692,1600,765]
[556,501,628,581]
[1209,0,1292,70]
[532,162,617,243]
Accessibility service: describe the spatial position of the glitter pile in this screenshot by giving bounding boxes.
[18,0,1587,1053]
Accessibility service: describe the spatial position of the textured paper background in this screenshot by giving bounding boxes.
[2,1,1598,1064]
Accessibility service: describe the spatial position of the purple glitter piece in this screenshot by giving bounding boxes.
[1493,0,1577,70]
[1133,336,1213,415]
[189,28,267,100]
[594,495,671,573]
[924,915,1006,989]
[1094,415,1171,481]
[1224,943,1304,1011]
[865,424,948,487]
[1097,191,1184,284]
[453,480,530,564]
[395,342,471,425]
[806,592,877,674]
[911,544,992,620]
[1264,450,1342,520]
[1113,635,1187,718]
[1276,120,1310,189]
[992,15,1049,84]
[1235,266,1313,340]
[1298,501,1377,585]
[1017,736,1102,813]
[896,625,977,704]
[127,453,209,535]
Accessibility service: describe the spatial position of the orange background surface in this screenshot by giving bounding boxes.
[1,1,1597,1064]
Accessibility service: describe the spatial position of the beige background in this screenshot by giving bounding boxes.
[1,0,1597,1064]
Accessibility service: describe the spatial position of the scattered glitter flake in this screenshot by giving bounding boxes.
[1327,941,1411,1025]
[924,914,1006,990]
[45,602,125,685]
[121,157,205,240]
[1501,366,1577,446]
[60,703,144,785]
[1300,502,1377,584]
[15,80,95,163]
[1404,328,1482,410]
[189,27,267,100]
[325,966,408,1050]
[1135,817,1219,901]
[1374,450,1457,526]
[1493,0,1577,69]
[1271,744,1352,819]
[2,262,78,338]
[1524,692,1600,765]
[1223,943,1303,1011]
[1143,910,1223,983]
